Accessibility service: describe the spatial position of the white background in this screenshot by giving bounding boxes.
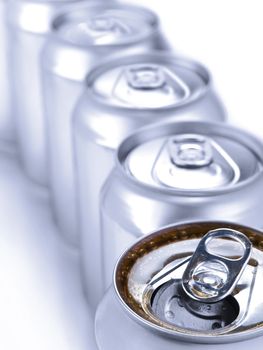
[124,0,263,138]
[0,1,263,350]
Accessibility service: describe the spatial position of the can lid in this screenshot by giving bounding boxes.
[114,222,263,343]
[88,55,209,109]
[52,4,157,46]
[119,121,261,192]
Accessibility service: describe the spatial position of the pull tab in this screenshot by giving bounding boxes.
[126,65,166,90]
[80,16,129,40]
[112,64,190,108]
[87,16,124,32]
[169,135,213,168]
[182,229,252,303]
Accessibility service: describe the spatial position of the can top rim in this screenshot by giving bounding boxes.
[115,120,263,195]
[83,52,211,111]
[50,2,160,48]
[113,221,263,343]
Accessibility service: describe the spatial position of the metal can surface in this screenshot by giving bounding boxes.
[0,0,13,143]
[6,0,87,185]
[96,222,263,349]
[100,120,263,292]
[74,53,226,309]
[42,5,170,246]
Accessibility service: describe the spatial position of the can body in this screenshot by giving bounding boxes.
[6,0,85,185]
[0,0,13,143]
[42,4,170,246]
[100,121,263,291]
[74,53,226,310]
[96,222,263,349]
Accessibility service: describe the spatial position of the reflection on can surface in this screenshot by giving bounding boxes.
[6,0,87,184]
[0,0,13,142]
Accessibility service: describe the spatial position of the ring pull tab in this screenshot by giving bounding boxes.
[125,65,166,90]
[86,16,128,35]
[169,135,213,169]
[182,228,252,303]
[88,17,116,31]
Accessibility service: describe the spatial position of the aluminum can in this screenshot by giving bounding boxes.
[74,53,226,310]
[0,0,13,143]
[42,5,170,246]
[96,222,263,349]
[100,120,263,292]
[6,0,87,185]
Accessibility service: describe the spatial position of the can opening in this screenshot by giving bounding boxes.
[114,222,263,343]
[150,280,239,331]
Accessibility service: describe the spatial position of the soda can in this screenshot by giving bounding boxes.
[6,0,87,185]
[42,5,170,245]
[100,120,263,293]
[96,221,263,349]
[0,0,13,143]
[74,54,226,310]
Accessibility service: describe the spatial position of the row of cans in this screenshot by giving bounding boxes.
[2,0,263,347]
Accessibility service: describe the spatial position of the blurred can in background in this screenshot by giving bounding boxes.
[42,4,170,245]
[96,222,263,350]
[0,0,13,143]
[74,53,226,310]
[100,120,263,292]
[6,0,87,185]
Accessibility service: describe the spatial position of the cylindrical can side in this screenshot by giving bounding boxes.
[100,121,263,291]
[43,3,171,246]
[6,0,85,185]
[74,129,115,304]
[0,0,14,143]
[43,71,84,242]
[9,31,48,183]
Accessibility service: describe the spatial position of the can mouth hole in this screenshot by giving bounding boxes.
[149,280,240,332]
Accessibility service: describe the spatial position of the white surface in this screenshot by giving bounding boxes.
[0,142,97,350]
[121,0,263,138]
[1,1,263,350]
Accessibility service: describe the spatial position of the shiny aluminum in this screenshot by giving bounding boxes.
[0,0,13,142]
[96,222,263,349]
[181,228,252,302]
[6,0,86,185]
[42,5,170,246]
[74,54,226,309]
[100,120,263,293]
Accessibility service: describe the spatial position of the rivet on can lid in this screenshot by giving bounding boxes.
[182,228,252,303]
